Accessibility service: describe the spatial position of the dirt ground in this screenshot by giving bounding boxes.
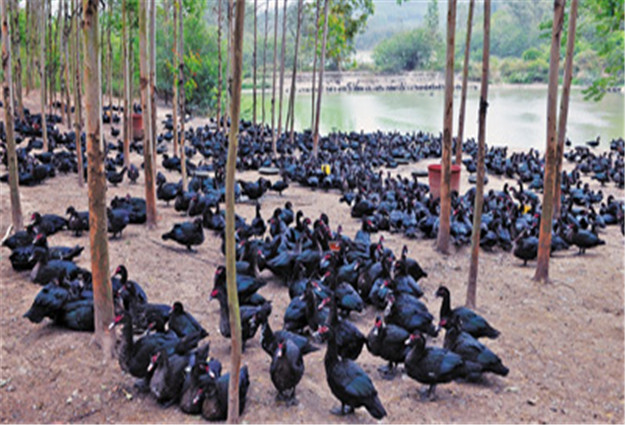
[1,96,623,424]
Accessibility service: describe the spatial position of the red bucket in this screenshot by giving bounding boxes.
[132,113,144,141]
[428,163,461,199]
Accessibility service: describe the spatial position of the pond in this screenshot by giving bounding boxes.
[241,85,624,151]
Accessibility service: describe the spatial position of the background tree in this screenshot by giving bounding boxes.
[287,0,303,143]
[122,0,131,168]
[172,0,180,158]
[252,0,257,128]
[436,0,456,254]
[107,0,113,109]
[553,0,578,218]
[40,0,49,152]
[149,0,157,167]
[178,0,187,192]
[534,0,565,283]
[61,0,72,131]
[2,0,23,232]
[10,0,25,122]
[82,0,115,354]
[271,0,278,153]
[139,0,157,228]
[277,0,288,140]
[261,0,268,132]
[225,0,246,420]
[73,0,85,187]
[455,0,474,166]
[312,0,330,158]
[217,0,222,132]
[310,0,320,131]
[466,0,490,309]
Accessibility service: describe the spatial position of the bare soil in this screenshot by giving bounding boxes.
[1,96,623,424]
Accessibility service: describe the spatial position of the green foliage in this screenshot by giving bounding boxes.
[372,28,433,73]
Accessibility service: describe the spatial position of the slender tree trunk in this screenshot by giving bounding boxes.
[172,0,179,158]
[456,0,474,166]
[2,0,23,232]
[47,0,53,116]
[73,0,84,187]
[217,0,222,132]
[466,0,490,309]
[179,1,187,192]
[224,0,232,129]
[82,0,115,356]
[149,0,157,168]
[534,0,565,283]
[226,0,245,422]
[107,0,113,109]
[40,0,49,151]
[436,0,457,254]
[139,0,157,228]
[10,0,24,122]
[276,0,287,140]
[270,0,279,154]
[62,0,72,130]
[312,0,329,158]
[25,0,33,93]
[310,0,320,131]
[252,0,257,128]
[287,0,303,143]
[122,0,130,167]
[261,0,268,131]
[553,0,578,218]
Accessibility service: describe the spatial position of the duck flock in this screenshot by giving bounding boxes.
[2,104,624,421]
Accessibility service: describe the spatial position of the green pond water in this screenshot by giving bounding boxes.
[241,86,624,150]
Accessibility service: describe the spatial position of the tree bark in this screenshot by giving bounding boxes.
[455,0,474,166]
[40,0,49,152]
[172,0,179,158]
[179,1,187,192]
[312,0,329,158]
[276,0,287,140]
[107,0,113,109]
[252,0,257,128]
[62,0,73,131]
[2,0,23,232]
[73,0,84,187]
[122,0,131,168]
[82,0,115,356]
[310,0,320,131]
[226,0,246,422]
[149,0,157,168]
[436,0,457,254]
[25,0,34,93]
[217,0,222,132]
[534,0,565,283]
[553,0,578,218]
[287,0,303,144]
[139,0,157,228]
[270,0,278,154]
[10,0,25,122]
[261,0,268,130]
[466,0,490,309]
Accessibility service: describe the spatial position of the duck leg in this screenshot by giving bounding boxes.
[285,388,299,407]
[419,384,438,401]
[330,403,354,416]
[378,361,397,380]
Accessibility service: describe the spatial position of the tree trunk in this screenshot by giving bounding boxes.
[40,0,49,152]
[217,0,222,132]
[107,0,113,109]
[276,0,288,140]
[179,1,187,192]
[2,0,23,232]
[534,0,565,283]
[466,0,490,309]
[82,0,115,356]
[73,0,84,187]
[172,0,179,158]
[122,0,130,168]
[10,0,25,122]
[553,0,578,218]
[312,0,329,158]
[261,0,268,130]
[455,0,474,166]
[139,0,157,228]
[310,0,320,131]
[436,0,457,254]
[252,0,257,128]
[25,0,33,93]
[47,0,53,116]
[62,0,72,130]
[224,0,233,130]
[149,0,157,168]
[226,0,245,422]
[270,0,278,154]
[287,0,303,144]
